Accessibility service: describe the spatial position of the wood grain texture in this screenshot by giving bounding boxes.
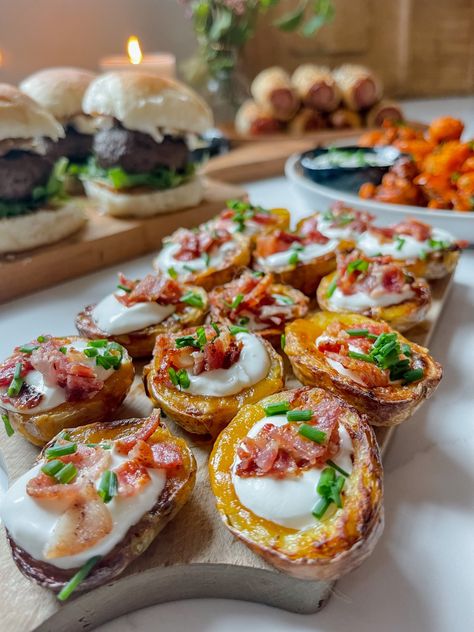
[0,272,454,632]
[0,179,245,304]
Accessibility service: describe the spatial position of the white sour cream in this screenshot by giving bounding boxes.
[317,217,356,241]
[154,241,236,277]
[185,332,270,397]
[328,286,415,310]
[0,447,166,569]
[257,240,338,270]
[233,415,353,530]
[91,293,175,335]
[357,228,454,259]
[0,341,114,414]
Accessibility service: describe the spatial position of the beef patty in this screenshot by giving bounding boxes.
[0,151,52,201]
[44,125,93,163]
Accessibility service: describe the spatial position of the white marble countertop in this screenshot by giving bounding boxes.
[1,97,474,632]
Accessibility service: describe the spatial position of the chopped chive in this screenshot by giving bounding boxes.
[288,251,299,266]
[272,294,294,306]
[168,367,179,386]
[58,346,67,354]
[7,362,24,397]
[202,252,211,266]
[348,351,374,363]
[181,291,204,308]
[230,294,244,309]
[98,470,118,504]
[117,284,132,293]
[238,316,250,326]
[312,496,332,520]
[18,345,39,354]
[326,277,338,298]
[167,267,178,279]
[211,322,220,336]
[45,443,77,459]
[57,556,102,601]
[346,328,369,337]
[395,236,406,251]
[298,424,326,444]
[326,459,350,477]
[402,368,424,384]
[55,462,77,484]
[347,259,369,274]
[229,325,248,335]
[252,270,265,278]
[401,343,412,356]
[183,264,196,273]
[177,368,190,389]
[281,333,286,349]
[175,335,199,349]
[88,339,108,348]
[287,409,313,422]
[83,347,98,357]
[1,414,14,437]
[196,326,207,348]
[41,459,64,478]
[264,401,290,416]
[58,430,72,441]
[37,335,46,343]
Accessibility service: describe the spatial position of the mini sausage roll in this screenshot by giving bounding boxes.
[153,225,251,290]
[329,107,363,130]
[285,313,442,427]
[1,411,196,598]
[296,204,374,251]
[209,386,383,581]
[0,335,134,446]
[356,218,463,279]
[235,99,285,136]
[75,272,208,358]
[207,269,309,347]
[288,108,326,134]
[203,200,290,240]
[253,226,338,296]
[317,250,431,333]
[144,324,284,437]
[251,67,300,121]
[291,64,341,113]
[365,100,404,128]
[332,64,382,111]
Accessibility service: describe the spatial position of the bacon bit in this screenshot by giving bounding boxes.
[27,445,111,500]
[115,272,183,306]
[236,395,342,478]
[392,218,432,241]
[194,328,242,374]
[172,227,232,261]
[115,459,151,496]
[336,250,411,297]
[128,439,183,471]
[219,207,276,226]
[114,411,161,455]
[0,382,43,410]
[255,230,302,258]
[44,483,113,559]
[298,217,332,244]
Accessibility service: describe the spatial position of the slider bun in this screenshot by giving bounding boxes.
[83,175,204,218]
[83,71,213,137]
[0,83,64,142]
[20,67,96,121]
[0,201,86,254]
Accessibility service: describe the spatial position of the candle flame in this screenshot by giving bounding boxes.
[127,36,143,65]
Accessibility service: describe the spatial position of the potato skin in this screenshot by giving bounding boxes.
[209,387,384,581]
[7,413,196,593]
[317,271,432,333]
[75,286,208,358]
[1,336,135,446]
[402,248,460,280]
[144,337,284,437]
[284,312,442,427]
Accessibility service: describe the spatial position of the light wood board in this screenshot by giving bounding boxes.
[0,178,245,304]
[0,271,454,632]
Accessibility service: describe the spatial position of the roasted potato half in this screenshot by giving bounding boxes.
[2,411,196,595]
[0,335,134,446]
[204,201,290,241]
[144,326,284,437]
[75,279,208,358]
[209,387,384,581]
[402,248,460,280]
[284,312,442,427]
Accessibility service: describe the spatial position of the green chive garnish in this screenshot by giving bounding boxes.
[7,362,24,397]
[37,335,46,343]
[281,333,286,349]
[57,556,102,602]
[88,339,108,348]
[177,368,190,389]
[287,409,313,422]
[298,424,326,444]
[1,413,14,437]
[18,345,39,354]
[196,326,207,348]
[168,367,179,386]
[395,236,406,251]
[41,459,64,478]
[183,264,196,273]
[326,277,338,298]
[238,316,250,326]
[402,368,424,383]
[347,259,369,274]
[402,343,412,356]
[348,351,374,363]
[229,325,248,335]
[312,496,332,520]
[55,462,77,484]
[230,294,244,309]
[84,347,98,357]
[175,335,199,349]
[117,284,132,293]
[45,443,77,459]
[288,251,299,266]
[98,470,118,503]
[272,294,294,306]
[168,267,178,279]
[202,252,211,266]
[211,322,220,336]
[58,346,67,354]
[264,401,290,416]
[326,459,350,477]
[252,270,265,278]
[346,328,369,337]
[181,291,204,308]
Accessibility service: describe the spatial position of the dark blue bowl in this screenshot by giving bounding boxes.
[191,128,230,163]
[300,145,402,193]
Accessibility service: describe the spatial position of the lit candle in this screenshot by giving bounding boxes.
[99,36,176,78]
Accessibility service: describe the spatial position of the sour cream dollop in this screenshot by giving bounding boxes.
[154,240,236,276]
[257,240,338,270]
[328,286,415,311]
[357,228,454,259]
[91,293,175,335]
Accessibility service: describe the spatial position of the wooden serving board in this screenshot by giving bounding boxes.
[0,178,245,304]
[0,271,454,632]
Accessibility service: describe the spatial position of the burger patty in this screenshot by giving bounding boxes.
[0,151,52,201]
[44,126,93,163]
[93,126,189,173]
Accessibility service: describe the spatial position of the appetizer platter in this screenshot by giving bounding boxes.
[0,196,458,632]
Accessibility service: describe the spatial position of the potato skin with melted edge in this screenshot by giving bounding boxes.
[209,387,384,581]
[284,312,442,427]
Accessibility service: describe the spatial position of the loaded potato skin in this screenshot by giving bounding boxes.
[284,312,442,427]
[4,411,196,595]
[209,387,384,581]
[0,335,134,446]
[205,200,290,242]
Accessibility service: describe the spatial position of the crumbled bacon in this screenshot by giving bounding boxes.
[0,355,32,387]
[115,272,183,306]
[336,250,412,297]
[236,394,342,478]
[392,218,432,241]
[255,230,302,258]
[171,227,232,261]
[219,206,276,226]
[115,410,161,455]
[128,439,183,471]
[115,459,151,496]
[193,328,242,374]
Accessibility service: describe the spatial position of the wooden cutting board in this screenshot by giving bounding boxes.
[0,271,454,632]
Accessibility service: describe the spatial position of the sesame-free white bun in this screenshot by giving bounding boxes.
[20,67,96,121]
[83,71,213,141]
[0,83,64,142]
[83,175,204,218]
[0,201,86,254]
